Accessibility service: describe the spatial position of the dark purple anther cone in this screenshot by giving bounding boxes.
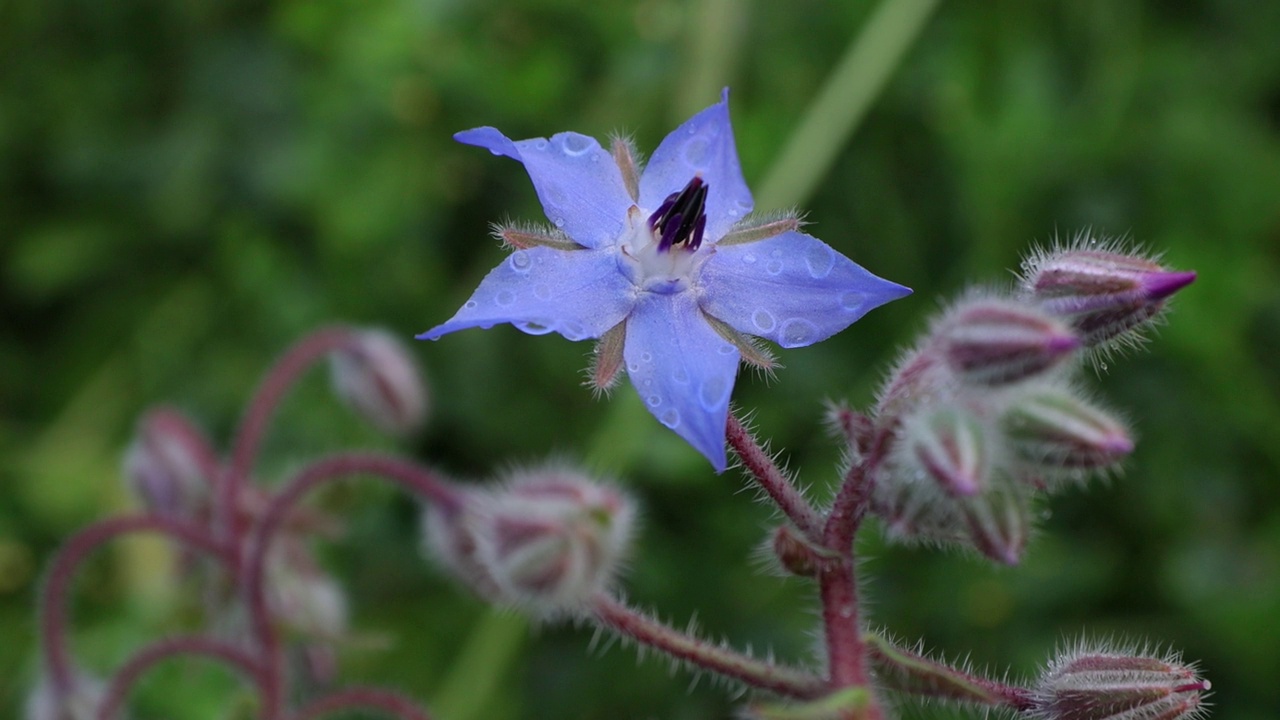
[650,176,708,252]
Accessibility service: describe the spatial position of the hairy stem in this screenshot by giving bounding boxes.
[40,515,231,698]
[862,632,1035,710]
[726,412,823,541]
[243,454,459,718]
[97,636,265,720]
[590,594,827,699]
[219,326,358,558]
[288,687,435,720]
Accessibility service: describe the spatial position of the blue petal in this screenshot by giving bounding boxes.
[418,247,637,342]
[624,292,741,471]
[456,127,633,250]
[698,231,912,348]
[638,88,753,244]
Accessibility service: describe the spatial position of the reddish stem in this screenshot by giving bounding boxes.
[218,326,358,559]
[287,687,435,720]
[243,454,460,718]
[40,515,231,698]
[725,412,823,540]
[97,635,265,720]
[590,594,826,699]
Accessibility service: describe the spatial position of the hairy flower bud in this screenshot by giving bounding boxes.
[902,406,991,497]
[771,523,826,577]
[938,298,1080,386]
[1020,244,1196,350]
[122,407,213,517]
[1003,389,1133,472]
[960,473,1031,565]
[1031,646,1210,720]
[428,467,635,615]
[329,329,428,436]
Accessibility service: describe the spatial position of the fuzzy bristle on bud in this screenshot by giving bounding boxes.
[1020,243,1195,351]
[1031,647,1210,720]
[329,329,428,436]
[938,298,1080,386]
[121,407,212,517]
[1003,388,1133,472]
[426,466,635,616]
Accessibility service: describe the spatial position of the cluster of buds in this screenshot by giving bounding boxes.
[424,466,635,617]
[869,243,1193,564]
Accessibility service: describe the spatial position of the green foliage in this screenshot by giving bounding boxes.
[3,0,1278,718]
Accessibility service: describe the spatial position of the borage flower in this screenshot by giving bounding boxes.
[421,90,909,470]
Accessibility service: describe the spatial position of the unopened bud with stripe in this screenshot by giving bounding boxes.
[329,329,428,436]
[122,407,214,517]
[938,298,1080,387]
[902,405,991,497]
[1003,388,1133,472]
[1020,244,1196,350]
[960,473,1031,565]
[1031,646,1210,720]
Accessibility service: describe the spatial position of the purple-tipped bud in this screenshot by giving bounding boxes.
[25,671,105,720]
[1032,647,1210,720]
[329,329,428,436]
[1020,246,1196,349]
[1003,389,1133,471]
[904,406,990,497]
[939,298,1080,387]
[959,475,1031,565]
[430,467,635,615]
[269,557,348,642]
[121,407,213,517]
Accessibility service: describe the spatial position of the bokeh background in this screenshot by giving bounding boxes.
[3,0,1279,718]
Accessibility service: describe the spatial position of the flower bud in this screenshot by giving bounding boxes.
[938,298,1080,387]
[329,329,428,436]
[121,407,213,517]
[1003,389,1133,472]
[1032,647,1210,720]
[902,406,991,497]
[1020,245,1196,349]
[432,467,635,615]
[959,473,1031,565]
[771,524,825,577]
[25,671,105,720]
[269,557,348,642]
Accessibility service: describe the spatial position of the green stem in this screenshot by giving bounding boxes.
[676,0,747,120]
[756,0,941,210]
[430,610,528,720]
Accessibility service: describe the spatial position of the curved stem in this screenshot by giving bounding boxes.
[243,454,460,718]
[726,412,823,541]
[590,594,827,699]
[40,515,231,698]
[288,687,434,720]
[97,635,265,720]
[219,326,358,556]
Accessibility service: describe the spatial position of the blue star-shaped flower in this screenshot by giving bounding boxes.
[421,90,910,470]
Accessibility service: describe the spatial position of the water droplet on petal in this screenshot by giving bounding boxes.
[672,368,690,384]
[627,363,640,373]
[641,352,653,363]
[743,254,757,264]
[766,260,784,275]
[718,344,736,355]
[553,217,566,228]
[465,300,478,309]
[646,395,661,407]
[560,321,587,340]
[509,251,532,272]
[660,408,681,428]
[682,137,710,168]
[534,284,553,300]
[516,321,555,336]
[752,309,776,332]
[839,291,865,312]
[495,290,516,306]
[699,377,730,410]
[558,132,593,157]
[804,244,835,278]
[532,139,548,151]
[779,318,819,348]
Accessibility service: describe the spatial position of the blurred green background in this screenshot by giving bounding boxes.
[3,0,1279,718]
